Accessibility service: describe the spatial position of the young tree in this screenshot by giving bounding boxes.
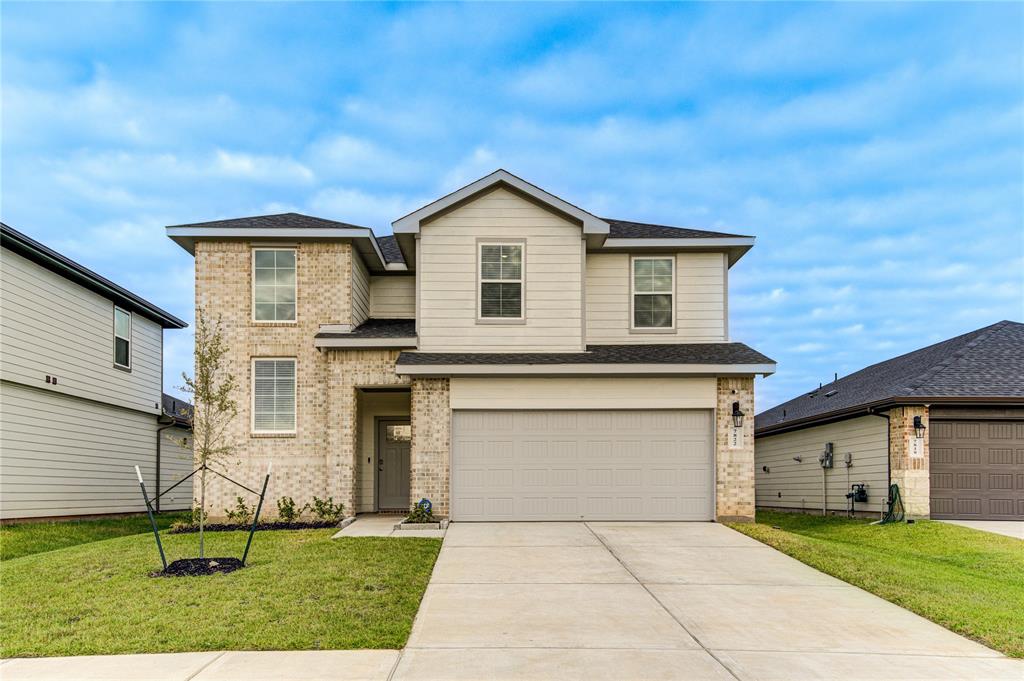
[179,308,238,558]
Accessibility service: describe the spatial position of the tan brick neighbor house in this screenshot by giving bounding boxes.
[166,170,775,522]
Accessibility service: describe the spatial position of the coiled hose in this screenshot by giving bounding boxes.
[878,483,905,524]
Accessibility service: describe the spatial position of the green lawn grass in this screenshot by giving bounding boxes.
[0,512,192,561]
[727,511,1024,657]
[0,528,441,657]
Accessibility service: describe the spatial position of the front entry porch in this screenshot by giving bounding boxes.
[356,388,411,514]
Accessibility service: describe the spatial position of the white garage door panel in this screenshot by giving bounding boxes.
[452,409,713,521]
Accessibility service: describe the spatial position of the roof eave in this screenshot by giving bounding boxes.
[755,394,1024,437]
[314,337,418,349]
[165,225,393,272]
[3,224,187,329]
[395,362,776,377]
[392,169,610,236]
[600,237,755,266]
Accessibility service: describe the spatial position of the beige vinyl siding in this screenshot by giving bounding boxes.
[0,249,163,414]
[159,425,194,511]
[356,391,411,513]
[586,251,727,344]
[351,250,370,326]
[369,276,415,319]
[0,381,168,519]
[755,415,889,514]
[417,187,584,352]
[450,377,716,410]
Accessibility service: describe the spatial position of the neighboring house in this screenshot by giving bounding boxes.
[166,169,775,522]
[755,321,1024,520]
[0,223,191,520]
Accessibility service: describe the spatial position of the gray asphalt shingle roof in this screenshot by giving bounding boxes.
[397,343,774,366]
[316,318,416,340]
[756,320,1024,434]
[604,219,750,240]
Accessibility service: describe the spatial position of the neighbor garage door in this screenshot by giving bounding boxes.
[451,409,713,521]
[930,420,1024,520]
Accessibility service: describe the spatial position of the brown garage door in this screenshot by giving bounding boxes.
[930,420,1024,519]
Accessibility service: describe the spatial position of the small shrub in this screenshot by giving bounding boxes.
[190,506,208,525]
[276,496,306,523]
[224,496,254,524]
[310,496,345,523]
[406,501,435,524]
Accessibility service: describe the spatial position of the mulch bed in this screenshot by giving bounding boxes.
[152,557,244,577]
[169,520,339,534]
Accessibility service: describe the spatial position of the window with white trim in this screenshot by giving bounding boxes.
[113,306,132,368]
[252,359,296,433]
[631,256,674,329]
[253,249,296,322]
[479,243,523,319]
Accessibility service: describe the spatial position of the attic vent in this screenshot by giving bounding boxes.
[824,390,838,398]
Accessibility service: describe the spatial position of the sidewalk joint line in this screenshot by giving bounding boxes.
[184,651,226,681]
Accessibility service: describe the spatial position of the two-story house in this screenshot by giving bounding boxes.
[166,170,775,522]
[1,223,193,520]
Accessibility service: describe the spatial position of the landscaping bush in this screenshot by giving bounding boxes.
[405,502,435,524]
[310,496,345,522]
[276,496,306,523]
[224,496,255,524]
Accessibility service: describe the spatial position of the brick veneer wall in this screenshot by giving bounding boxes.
[192,240,353,517]
[716,376,755,522]
[888,405,930,517]
[410,378,451,516]
[325,349,409,513]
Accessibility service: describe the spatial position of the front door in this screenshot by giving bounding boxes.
[377,419,411,511]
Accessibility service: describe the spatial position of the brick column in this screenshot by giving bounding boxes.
[410,378,451,516]
[326,353,358,515]
[715,376,755,522]
[888,406,930,517]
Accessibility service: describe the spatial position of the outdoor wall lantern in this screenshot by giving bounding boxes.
[732,401,745,428]
[913,415,926,439]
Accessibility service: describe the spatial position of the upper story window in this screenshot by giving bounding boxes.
[631,256,674,329]
[252,358,296,434]
[113,306,132,369]
[253,248,296,322]
[479,243,524,320]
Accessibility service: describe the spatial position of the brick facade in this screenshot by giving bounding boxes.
[715,376,756,522]
[410,378,451,516]
[325,349,409,514]
[888,405,930,517]
[193,240,353,517]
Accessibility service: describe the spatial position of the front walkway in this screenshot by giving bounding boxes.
[938,519,1023,540]
[4,522,1022,680]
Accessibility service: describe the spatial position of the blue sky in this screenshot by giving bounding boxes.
[3,2,1022,409]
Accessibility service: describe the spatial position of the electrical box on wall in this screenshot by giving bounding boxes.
[819,442,834,468]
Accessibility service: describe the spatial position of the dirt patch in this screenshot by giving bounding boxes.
[152,557,244,577]
[169,521,338,534]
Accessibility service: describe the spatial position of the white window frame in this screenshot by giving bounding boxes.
[477,240,526,323]
[630,255,676,332]
[251,247,297,324]
[113,306,132,370]
[251,357,297,435]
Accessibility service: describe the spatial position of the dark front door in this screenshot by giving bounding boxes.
[377,419,411,510]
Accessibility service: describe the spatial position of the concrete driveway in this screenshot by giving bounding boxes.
[394,521,1022,680]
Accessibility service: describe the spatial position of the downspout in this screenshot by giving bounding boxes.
[156,414,175,513]
[870,408,891,518]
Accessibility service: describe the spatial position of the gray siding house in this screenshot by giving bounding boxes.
[755,321,1024,520]
[0,223,191,520]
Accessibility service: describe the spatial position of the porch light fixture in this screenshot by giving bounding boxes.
[731,402,745,428]
[913,415,926,439]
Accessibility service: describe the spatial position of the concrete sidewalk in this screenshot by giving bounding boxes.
[0,650,400,681]
[939,519,1023,540]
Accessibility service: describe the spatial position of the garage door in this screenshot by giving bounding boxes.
[930,420,1024,520]
[451,409,713,521]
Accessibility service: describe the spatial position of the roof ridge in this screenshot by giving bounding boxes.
[903,320,1011,396]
